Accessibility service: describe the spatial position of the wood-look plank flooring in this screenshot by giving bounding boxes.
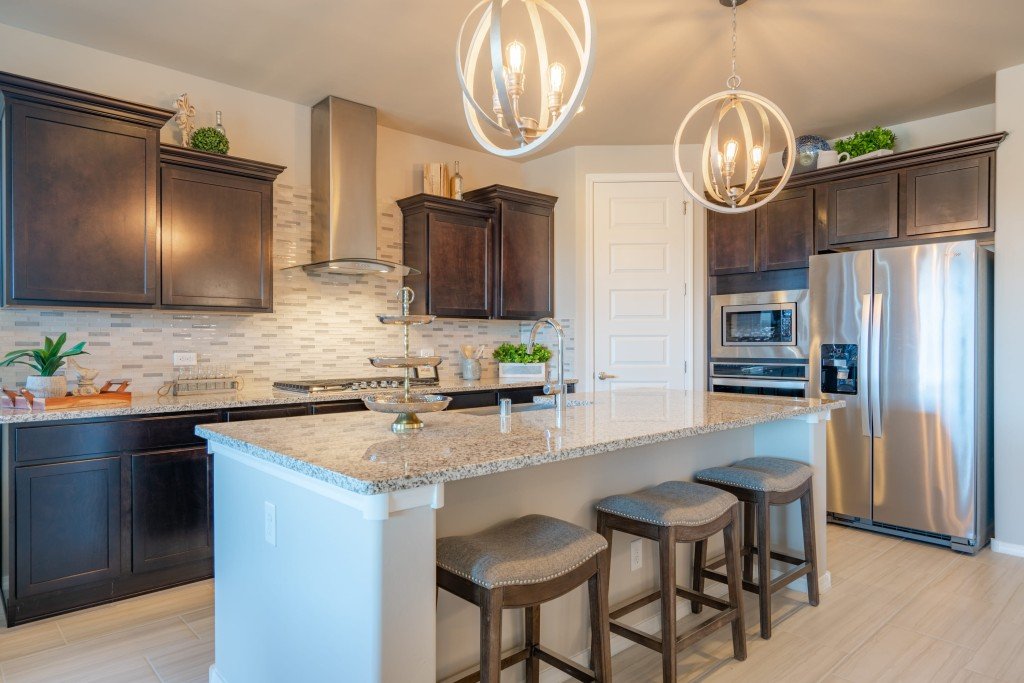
[1,524,1022,682]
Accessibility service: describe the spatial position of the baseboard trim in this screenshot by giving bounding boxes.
[209,664,227,683]
[992,539,1024,558]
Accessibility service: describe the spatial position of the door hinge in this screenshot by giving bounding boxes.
[682,201,688,215]
[683,283,687,296]
[684,361,688,373]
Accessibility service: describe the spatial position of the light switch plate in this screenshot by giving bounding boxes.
[173,352,198,367]
[630,538,643,571]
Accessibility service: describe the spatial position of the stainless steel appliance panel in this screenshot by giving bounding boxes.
[872,242,979,539]
[711,289,809,361]
[809,250,873,519]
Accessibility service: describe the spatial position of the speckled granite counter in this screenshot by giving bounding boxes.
[197,390,844,495]
[0,377,576,424]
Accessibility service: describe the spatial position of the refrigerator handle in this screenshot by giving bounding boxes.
[860,294,872,437]
[871,292,883,438]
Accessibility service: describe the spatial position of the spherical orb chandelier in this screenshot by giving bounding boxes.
[456,0,595,158]
[673,0,796,214]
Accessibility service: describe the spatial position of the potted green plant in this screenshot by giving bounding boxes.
[0,333,88,398]
[833,126,896,160]
[493,342,553,381]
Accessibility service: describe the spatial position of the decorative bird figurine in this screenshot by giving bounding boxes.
[66,357,101,396]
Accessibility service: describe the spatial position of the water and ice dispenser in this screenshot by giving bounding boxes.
[820,344,858,395]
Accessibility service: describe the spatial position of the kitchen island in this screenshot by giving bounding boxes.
[196,390,843,683]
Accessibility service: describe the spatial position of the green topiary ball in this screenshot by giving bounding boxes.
[190,127,230,154]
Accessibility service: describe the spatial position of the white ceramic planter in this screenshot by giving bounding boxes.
[25,375,67,398]
[498,363,547,381]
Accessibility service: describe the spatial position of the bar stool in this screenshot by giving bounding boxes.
[436,514,613,683]
[694,457,819,639]
[595,481,746,682]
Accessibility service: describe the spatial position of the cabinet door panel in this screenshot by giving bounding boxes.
[757,187,815,271]
[708,211,756,275]
[904,155,991,236]
[15,457,121,596]
[131,447,212,573]
[161,165,273,310]
[448,391,497,410]
[498,202,554,319]
[427,212,492,318]
[827,172,899,245]
[8,103,159,305]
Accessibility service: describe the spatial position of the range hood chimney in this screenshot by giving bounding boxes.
[293,96,415,276]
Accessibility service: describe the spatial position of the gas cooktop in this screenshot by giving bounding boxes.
[272,376,439,394]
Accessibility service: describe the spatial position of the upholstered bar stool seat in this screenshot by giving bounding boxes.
[437,514,612,683]
[595,481,747,681]
[694,456,819,640]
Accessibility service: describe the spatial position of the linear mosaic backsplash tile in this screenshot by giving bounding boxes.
[0,186,574,394]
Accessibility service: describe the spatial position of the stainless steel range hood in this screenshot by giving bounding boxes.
[290,96,416,276]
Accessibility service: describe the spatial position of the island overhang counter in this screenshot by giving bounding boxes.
[196,390,843,683]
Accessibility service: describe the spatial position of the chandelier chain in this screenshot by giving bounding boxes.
[727,0,741,90]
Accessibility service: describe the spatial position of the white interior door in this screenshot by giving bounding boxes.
[592,179,692,390]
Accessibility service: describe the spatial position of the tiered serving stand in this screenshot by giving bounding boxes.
[364,287,451,433]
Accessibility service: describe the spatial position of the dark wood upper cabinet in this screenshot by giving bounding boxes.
[708,210,757,276]
[131,447,212,574]
[464,185,557,320]
[0,73,172,306]
[160,146,283,311]
[15,457,122,597]
[399,194,495,319]
[827,172,899,245]
[757,187,815,271]
[903,154,992,237]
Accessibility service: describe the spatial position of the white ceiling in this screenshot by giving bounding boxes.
[1,0,1022,157]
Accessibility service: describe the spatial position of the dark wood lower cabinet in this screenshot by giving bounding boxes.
[15,457,122,597]
[131,448,212,574]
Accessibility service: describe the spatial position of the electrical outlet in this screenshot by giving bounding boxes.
[264,502,277,546]
[172,352,198,367]
[630,538,643,571]
[419,348,434,357]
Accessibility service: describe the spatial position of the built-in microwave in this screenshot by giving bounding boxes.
[710,289,809,361]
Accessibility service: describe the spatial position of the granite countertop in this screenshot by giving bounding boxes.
[0,377,578,424]
[196,390,845,495]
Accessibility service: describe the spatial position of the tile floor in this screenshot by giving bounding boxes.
[1,524,1022,682]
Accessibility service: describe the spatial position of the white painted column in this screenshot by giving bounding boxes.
[208,445,443,683]
[752,413,831,592]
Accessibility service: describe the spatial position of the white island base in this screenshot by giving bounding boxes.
[201,393,836,683]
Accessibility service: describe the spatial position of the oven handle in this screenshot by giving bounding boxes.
[710,377,809,390]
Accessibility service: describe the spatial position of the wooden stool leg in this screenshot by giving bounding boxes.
[742,501,755,583]
[690,538,706,614]
[658,525,678,682]
[589,551,613,683]
[755,495,773,640]
[525,605,541,683]
[722,506,747,661]
[480,588,503,683]
[800,484,821,607]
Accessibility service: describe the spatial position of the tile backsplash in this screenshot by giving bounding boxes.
[0,185,574,394]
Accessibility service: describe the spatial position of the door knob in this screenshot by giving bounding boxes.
[597,372,618,380]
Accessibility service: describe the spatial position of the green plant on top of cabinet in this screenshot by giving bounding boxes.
[0,71,173,307]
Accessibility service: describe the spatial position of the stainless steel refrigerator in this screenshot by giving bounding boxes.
[809,240,993,553]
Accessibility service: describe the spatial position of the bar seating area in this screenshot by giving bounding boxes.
[435,457,818,681]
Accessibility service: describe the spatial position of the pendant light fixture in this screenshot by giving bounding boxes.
[456,0,595,158]
[673,0,795,213]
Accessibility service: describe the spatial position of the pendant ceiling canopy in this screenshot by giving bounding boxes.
[456,0,596,158]
[674,0,796,214]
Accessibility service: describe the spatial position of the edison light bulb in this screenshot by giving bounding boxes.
[548,62,566,95]
[750,145,763,168]
[506,41,526,75]
[723,139,739,164]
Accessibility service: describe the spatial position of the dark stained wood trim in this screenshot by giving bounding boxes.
[160,144,286,182]
[396,193,493,218]
[0,71,174,128]
[464,184,558,209]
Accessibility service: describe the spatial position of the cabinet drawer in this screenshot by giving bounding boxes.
[497,388,543,405]
[448,391,497,410]
[310,401,365,415]
[225,405,307,421]
[14,413,221,463]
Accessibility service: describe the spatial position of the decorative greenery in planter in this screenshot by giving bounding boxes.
[190,126,230,154]
[833,126,896,158]
[0,333,88,376]
[492,342,552,364]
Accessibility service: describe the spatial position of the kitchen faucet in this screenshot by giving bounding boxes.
[527,317,565,416]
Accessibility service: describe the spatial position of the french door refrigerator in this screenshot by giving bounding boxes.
[809,240,993,553]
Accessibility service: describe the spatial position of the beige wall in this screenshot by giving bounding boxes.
[994,64,1024,552]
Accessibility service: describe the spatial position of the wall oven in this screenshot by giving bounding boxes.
[710,289,809,362]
